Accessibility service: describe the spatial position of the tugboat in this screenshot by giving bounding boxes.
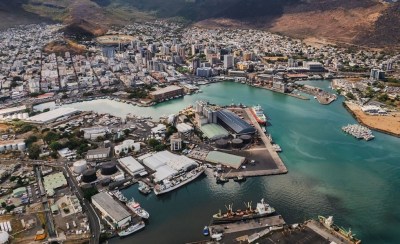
[126,198,150,219]
[318,216,361,244]
[118,221,145,237]
[233,175,246,182]
[203,226,209,236]
[212,199,275,224]
[250,105,267,125]
[138,181,152,195]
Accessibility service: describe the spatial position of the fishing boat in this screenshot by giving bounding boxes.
[216,176,229,184]
[212,199,275,224]
[138,181,151,195]
[126,198,150,219]
[233,175,246,182]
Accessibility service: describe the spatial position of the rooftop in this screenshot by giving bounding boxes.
[205,151,246,169]
[200,124,229,140]
[150,85,182,96]
[92,192,130,222]
[26,107,80,124]
[217,109,256,135]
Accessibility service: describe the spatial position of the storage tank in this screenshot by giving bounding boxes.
[0,231,9,244]
[239,134,252,144]
[12,143,18,150]
[215,139,228,149]
[101,162,118,175]
[73,160,87,174]
[82,169,97,183]
[5,144,12,150]
[231,138,243,149]
[0,146,5,152]
[17,143,26,151]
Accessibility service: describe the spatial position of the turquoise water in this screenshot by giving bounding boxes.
[64,81,400,243]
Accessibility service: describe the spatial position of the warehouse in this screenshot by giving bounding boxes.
[118,156,145,176]
[200,124,229,140]
[92,192,131,228]
[0,105,27,117]
[25,107,80,124]
[140,150,198,182]
[43,172,68,197]
[205,151,246,169]
[217,109,256,135]
[149,85,184,102]
[86,147,111,160]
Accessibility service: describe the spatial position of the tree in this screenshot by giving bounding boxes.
[49,142,62,151]
[154,144,166,152]
[44,131,60,143]
[25,135,38,147]
[5,204,15,212]
[148,138,160,148]
[83,187,99,202]
[1,202,6,208]
[346,92,355,100]
[28,144,41,160]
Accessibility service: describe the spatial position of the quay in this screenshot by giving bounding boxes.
[250,84,310,100]
[297,84,337,105]
[243,108,288,175]
[305,219,355,244]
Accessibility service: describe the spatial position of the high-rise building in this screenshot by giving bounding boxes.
[224,55,234,69]
[370,68,385,80]
[192,58,200,74]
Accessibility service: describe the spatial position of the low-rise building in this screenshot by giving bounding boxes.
[92,192,131,228]
[118,156,146,176]
[149,85,184,102]
[86,147,111,161]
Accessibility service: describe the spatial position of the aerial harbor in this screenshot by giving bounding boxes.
[0,1,399,243]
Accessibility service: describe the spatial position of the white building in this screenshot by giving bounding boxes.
[114,140,140,156]
[151,124,166,134]
[86,147,111,160]
[118,156,146,176]
[81,127,108,140]
[224,55,234,69]
[170,133,182,151]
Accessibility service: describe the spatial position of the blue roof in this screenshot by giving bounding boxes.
[217,110,256,134]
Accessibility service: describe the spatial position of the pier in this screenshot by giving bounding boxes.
[243,108,288,175]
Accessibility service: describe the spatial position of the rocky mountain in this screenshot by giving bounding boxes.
[0,0,398,48]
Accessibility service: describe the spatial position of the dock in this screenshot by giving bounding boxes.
[244,108,288,175]
[305,219,355,244]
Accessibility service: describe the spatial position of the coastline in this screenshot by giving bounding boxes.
[343,101,400,138]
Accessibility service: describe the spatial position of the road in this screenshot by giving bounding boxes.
[30,160,101,244]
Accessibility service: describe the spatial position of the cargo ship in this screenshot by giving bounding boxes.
[154,166,206,195]
[118,221,145,237]
[318,216,361,244]
[250,105,267,125]
[212,198,275,224]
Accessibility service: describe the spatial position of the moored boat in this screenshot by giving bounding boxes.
[118,221,145,237]
[203,226,209,236]
[212,198,275,224]
[318,215,361,244]
[126,198,150,219]
[233,175,246,182]
[138,181,151,195]
[250,105,267,125]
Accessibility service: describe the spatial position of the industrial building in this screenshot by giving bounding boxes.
[217,110,256,135]
[0,139,26,152]
[86,147,111,161]
[200,124,229,140]
[81,127,108,140]
[118,156,146,176]
[92,192,131,228]
[205,151,246,169]
[139,150,198,182]
[0,105,27,118]
[43,172,68,197]
[25,107,80,124]
[149,85,184,102]
[303,61,325,72]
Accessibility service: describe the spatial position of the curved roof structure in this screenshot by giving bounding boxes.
[217,109,256,135]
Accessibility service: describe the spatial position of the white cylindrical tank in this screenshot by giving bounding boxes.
[12,143,18,150]
[5,144,12,150]
[0,231,8,243]
[17,143,26,151]
[0,146,4,152]
[73,160,87,174]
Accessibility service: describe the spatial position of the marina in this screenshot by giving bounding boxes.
[342,124,375,141]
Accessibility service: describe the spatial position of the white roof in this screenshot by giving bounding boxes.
[0,105,26,116]
[26,107,79,123]
[176,123,193,133]
[143,151,198,172]
[143,155,166,170]
[153,165,177,182]
[118,156,145,175]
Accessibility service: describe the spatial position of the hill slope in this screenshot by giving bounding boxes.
[0,0,399,48]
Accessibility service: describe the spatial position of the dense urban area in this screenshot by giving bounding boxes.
[0,20,398,243]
